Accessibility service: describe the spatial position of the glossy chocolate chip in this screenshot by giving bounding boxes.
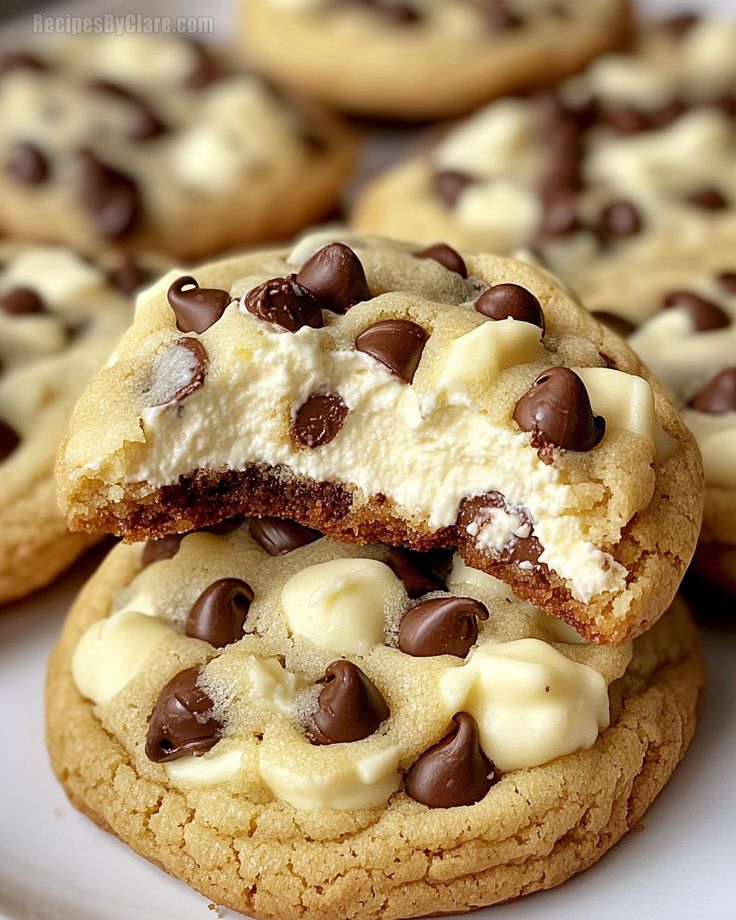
[481,0,522,31]
[386,548,447,599]
[456,491,542,566]
[399,596,489,658]
[0,52,47,75]
[293,393,348,448]
[513,367,605,453]
[186,577,254,647]
[250,517,321,555]
[6,142,48,184]
[0,419,20,462]
[716,271,736,294]
[244,275,323,333]
[474,284,545,332]
[306,660,389,745]
[592,310,637,338]
[599,200,642,239]
[433,170,473,207]
[690,368,736,414]
[167,276,231,334]
[355,319,428,383]
[415,243,467,278]
[147,337,207,406]
[0,286,45,316]
[141,534,184,567]
[296,243,370,314]
[88,79,166,141]
[78,150,140,239]
[688,188,728,211]
[404,712,497,808]
[662,290,731,332]
[108,254,150,295]
[145,668,222,763]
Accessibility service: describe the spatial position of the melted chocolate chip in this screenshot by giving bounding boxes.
[167,276,231,334]
[141,534,184,567]
[716,271,736,294]
[145,668,222,763]
[244,275,323,333]
[295,243,370,314]
[148,337,207,406]
[456,492,542,566]
[0,52,46,75]
[185,577,254,647]
[415,243,467,278]
[404,712,497,808]
[250,517,321,555]
[688,188,729,211]
[474,284,545,332]
[0,286,45,316]
[201,516,244,536]
[662,290,731,332]
[107,253,150,295]
[6,142,49,184]
[399,596,489,658]
[293,393,348,448]
[386,548,447,599]
[433,170,473,207]
[592,310,637,338]
[78,150,140,239]
[88,79,166,141]
[306,660,389,745]
[480,0,522,31]
[355,319,428,383]
[599,199,642,239]
[690,368,736,414]
[513,367,605,453]
[0,419,20,462]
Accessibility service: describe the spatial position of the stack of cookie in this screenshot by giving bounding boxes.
[49,230,704,918]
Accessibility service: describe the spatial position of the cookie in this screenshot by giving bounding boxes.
[353,15,736,287]
[0,243,152,604]
[56,231,702,643]
[241,0,631,121]
[0,34,356,260]
[46,522,703,920]
[581,243,736,595]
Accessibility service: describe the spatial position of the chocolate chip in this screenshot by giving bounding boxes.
[0,419,20,462]
[688,188,729,210]
[592,310,637,338]
[6,142,48,184]
[0,52,47,75]
[293,393,348,448]
[690,368,736,414]
[145,668,222,763]
[456,491,542,566]
[355,319,428,383]
[108,254,150,296]
[474,284,545,332]
[399,596,489,658]
[415,243,467,278]
[649,99,688,129]
[337,0,420,24]
[480,0,522,31]
[717,271,736,294]
[147,337,207,406]
[433,170,473,207]
[659,13,699,38]
[513,367,605,453]
[186,41,221,90]
[296,243,370,314]
[306,660,389,745]
[537,188,580,239]
[386,548,447,599]
[0,286,45,316]
[201,516,244,536]
[185,578,254,648]
[88,79,166,141]
[244,275,323,333]
[78,150,140,239]
[250,517,321,555]
[404,712,497,808]
[141,534,184,567]
[168,276,231,334]
[599,200,642,239]
[662,291,731,332]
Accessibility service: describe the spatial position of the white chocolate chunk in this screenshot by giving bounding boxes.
[582,56,673,110]
[165,745,253,786]
[281,558,404,654]
[1,246,104,306]
[691,423,736,490]
[447,556,516,601]
[439,638,609,771]
[240,656,302,715]
[573,366,656,444]
[455,180,541,248]
[72,611,172,705]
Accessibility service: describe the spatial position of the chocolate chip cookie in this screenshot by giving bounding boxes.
[241,0,631,120]
[56,231,703,643]
[46,522,703,919]
[0,35,356,259]
[353,16,736,287]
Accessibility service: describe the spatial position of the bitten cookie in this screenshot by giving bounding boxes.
[353,15,736,287]
[582,244,736,597]
[0,34,356,259]
[0,243,155,604]
[56,231,703,643]
[46,522,703,920]
[241,0,631,120]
